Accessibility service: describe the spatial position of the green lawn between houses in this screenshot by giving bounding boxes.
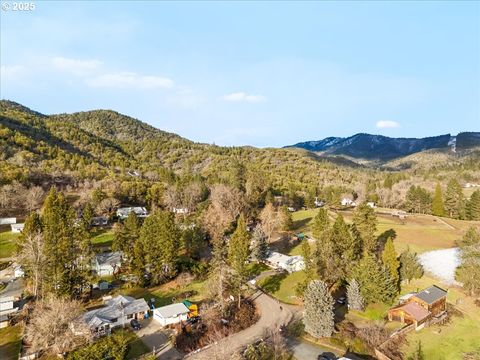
[0,231,19,259]
[0,324,23,360]
[91,229,114,248]
[257,270,306,305]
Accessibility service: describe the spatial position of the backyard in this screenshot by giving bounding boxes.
[0,230,19,259]
[0,324,23,360]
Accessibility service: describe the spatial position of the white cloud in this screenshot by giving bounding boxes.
[86,72,174,89]
[222,92,266,103]
[52,56,103,75]
[376,120,400,129]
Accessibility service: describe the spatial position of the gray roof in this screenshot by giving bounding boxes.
[95,252,122,267]
[154,303,189,318]
[83,295,149,328]
[414,285,447,304]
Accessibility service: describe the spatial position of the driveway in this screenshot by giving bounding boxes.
[136,319,183,360]
[0,278,24,299]
[188,290,292,360]
[286,338,338,360]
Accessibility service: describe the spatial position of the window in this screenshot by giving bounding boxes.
[127,314,133,319]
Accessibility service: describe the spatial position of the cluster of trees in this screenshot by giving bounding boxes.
[404,180,480,220]
[455,227,480,296]
[300,203,424,338]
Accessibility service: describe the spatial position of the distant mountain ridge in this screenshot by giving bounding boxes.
[286,132,480,161]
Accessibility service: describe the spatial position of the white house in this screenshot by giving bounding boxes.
[14,265,24,278]
[153,303,190,327]
[93,252,122,276]
[0,296,18,328]
[116,207,148,220]
[265,251,305,273]
[10,223,25,233]
[367,202,376,208]
[172,207,189,214]
[0,218,16,225]
[314,197,324,208]
[83,295,149,336]
[341,198,356,207]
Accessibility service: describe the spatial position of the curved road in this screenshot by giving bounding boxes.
[188,289,292,360]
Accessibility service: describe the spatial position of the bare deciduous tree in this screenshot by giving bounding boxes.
[16,233,46,298]
[25,186,46,212]
[95,197,120,217]
[25,297,91,355]
[259,202,280,242]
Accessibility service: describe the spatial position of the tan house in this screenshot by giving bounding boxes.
[388,285,447,329]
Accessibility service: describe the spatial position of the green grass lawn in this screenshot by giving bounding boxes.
[120,278,209,308]
[0,324,23,360]
[258,270,306,304]
[0,231,19,259]
[91,229,114,248]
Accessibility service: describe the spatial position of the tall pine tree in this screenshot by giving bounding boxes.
[303,280,334,338]
[432,183,445,217]
[466,190,480,220]
[353,202,378,254]
[444,179,465,219]
[381,238,400,289]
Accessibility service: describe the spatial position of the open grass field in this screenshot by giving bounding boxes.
[291,208,477,255]
[0,324,23,360]
[0,231,19,259]
[257,270,306,305]
[91,229,114,248]
[119,277,209,308]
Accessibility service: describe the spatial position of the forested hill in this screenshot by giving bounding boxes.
[286,132,480,161]
[0,100,358,190]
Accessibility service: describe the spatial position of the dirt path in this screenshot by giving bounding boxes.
[187,290,292,360]
[435,216,456,230]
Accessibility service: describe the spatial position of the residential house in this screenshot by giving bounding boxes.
[172,207,189,214]
[153,302,190,327]
[116,207,148,220]
[388,285,447,329]
[341,198,356,207]
[367,202,376,208]
[314,197,324,208]
[0,296,18,328]
[11,223,25,233]
[93,252,122,276]
[0,217,16,225]
[265,251,305,273]
[92,216,108,226]
[83,295,149,336]
[14,265,24,278]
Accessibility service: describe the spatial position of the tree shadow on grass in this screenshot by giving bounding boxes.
[259,272,288,293]
[292,217,312,231]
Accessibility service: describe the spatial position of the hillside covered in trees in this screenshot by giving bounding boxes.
[1,100,480,219]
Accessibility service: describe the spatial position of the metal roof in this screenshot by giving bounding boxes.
[414,285,447,305]
[154,303,189,318]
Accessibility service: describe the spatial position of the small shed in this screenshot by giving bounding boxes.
[182,300,198,318]
[11,223,25,233]
[153,303,190,327]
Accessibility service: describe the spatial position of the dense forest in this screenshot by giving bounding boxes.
[1,100,480,219]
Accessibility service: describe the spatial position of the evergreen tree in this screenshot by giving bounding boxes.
[181,225,205,259]
[353,202,378,254]
[311,208,329,243]
[250,224,269,262]
[432,183,445,217]
[295,240,315,297]
[228,215,251,308]
[41,188,91,298]
[405,186,432,214]
[113,212,140,272]
[381,238,400,289]
[279,206,293,231]
[346,279,364,311]
[444,179,465,219]
[455,227,480,295]
[332,215,360,273]
[466,190,480,220]
[303,280,334,338]
[398,248,424,283]
[350,254,397,304]
[81,202,94,230]
[18,211,43,249]
[139,210,180,285]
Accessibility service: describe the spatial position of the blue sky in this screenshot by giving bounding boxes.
[1,1,479,147]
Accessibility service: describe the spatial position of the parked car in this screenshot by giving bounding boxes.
[130,319,141,330]
[336,297,346,305]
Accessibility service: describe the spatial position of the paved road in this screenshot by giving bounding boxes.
[188,290,292,360]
